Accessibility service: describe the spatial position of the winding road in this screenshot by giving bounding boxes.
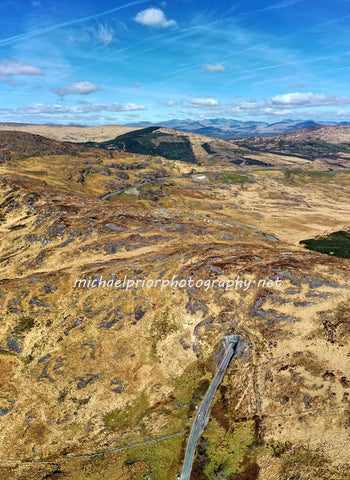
[100,171,209,200]
[100,179,153,200]
[180,335,240,480]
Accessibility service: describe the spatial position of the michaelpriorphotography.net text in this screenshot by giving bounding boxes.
[74,274,283,291]
[1,1,350,480]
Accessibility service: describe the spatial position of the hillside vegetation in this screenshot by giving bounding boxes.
[0,127,349,480]
[82,126,198,164]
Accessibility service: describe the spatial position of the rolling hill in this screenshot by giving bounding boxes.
[235,125,350,167]
[125,118,350,139]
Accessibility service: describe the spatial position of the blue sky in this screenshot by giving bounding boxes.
[0,0,350,124]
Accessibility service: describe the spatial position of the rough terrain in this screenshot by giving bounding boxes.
[0,126,349,480]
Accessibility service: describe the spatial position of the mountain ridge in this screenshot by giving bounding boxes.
[125,118,350,139]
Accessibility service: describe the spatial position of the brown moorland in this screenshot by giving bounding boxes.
[0,126,349,480]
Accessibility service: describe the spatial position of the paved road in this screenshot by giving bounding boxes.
[100,171,209,200]
[100,179,152,200]
[180,337,239,480]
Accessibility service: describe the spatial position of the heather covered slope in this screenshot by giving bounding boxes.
[235,125,350,167]
[0,130,350,480]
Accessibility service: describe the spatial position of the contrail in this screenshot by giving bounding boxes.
[0,0,149,48]
[157,39,271,80]
[243,55,337,74]
[156,12,350,82]
[257,0,304,13]
[102,17,224,61]
[220,55,341,86]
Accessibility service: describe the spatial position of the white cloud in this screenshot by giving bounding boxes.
[132,82,142,88]
[1,102,146,115]
[70,24,115,46]
[94,24,114,45]
[52,82,101,96]
[189,98,220,107]
[204,64,226,72]
[160,100,177,107]
[270,92,350,107]
[88,102,146,112]
[181,91,350,119]
[236,100,260,111]
[0,60,43,76]
[134,8,177,28]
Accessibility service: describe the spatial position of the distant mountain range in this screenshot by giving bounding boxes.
[125,118,350,140]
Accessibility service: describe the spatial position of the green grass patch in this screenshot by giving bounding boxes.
[218,172,253,184]
[15,316,35,333]
[284,169,340,183]
[283,168,350,186]
[0,348,17,356]
[20,354,33,366]
[79,435,183,480]
[150,306,178,355]
[206,421,257,476]
[170,361,212,429]
[191,419,261,480]
[104,390,149,432]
